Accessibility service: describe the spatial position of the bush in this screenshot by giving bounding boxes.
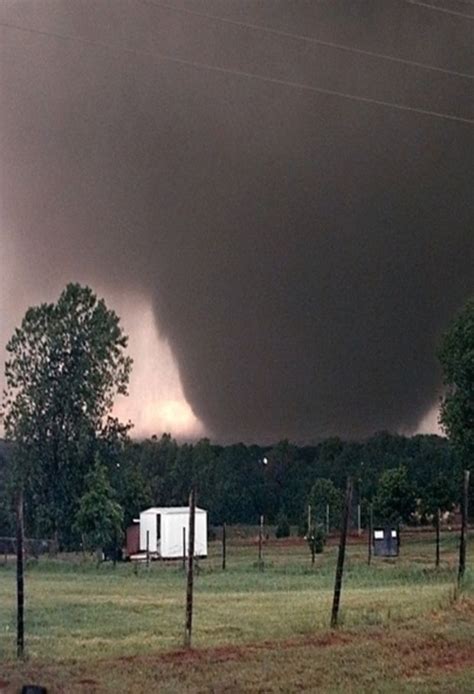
[307,525,326,555]
[275,511,291,538]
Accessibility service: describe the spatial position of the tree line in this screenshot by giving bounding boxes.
[0,430,466,548]
[0,284,472,552]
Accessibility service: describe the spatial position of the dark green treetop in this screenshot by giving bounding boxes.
[1,283,132,542]
[438,298,474,469]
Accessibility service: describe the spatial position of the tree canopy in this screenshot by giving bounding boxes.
[1,283,132,545]
[373,466,416,525]
[75,459,124,555]
[308,478,343,530]
[439,298,474,469]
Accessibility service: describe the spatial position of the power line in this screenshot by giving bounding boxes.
[406,0,474,19]
[1,19,473,126]
[140,0,474,80]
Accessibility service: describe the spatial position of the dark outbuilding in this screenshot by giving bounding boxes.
[373,528,399,557]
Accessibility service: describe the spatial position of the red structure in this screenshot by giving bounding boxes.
[125,523,140,559]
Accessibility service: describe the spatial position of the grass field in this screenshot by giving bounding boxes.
[0,530,473,692]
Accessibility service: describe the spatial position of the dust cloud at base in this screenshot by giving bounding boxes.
[111,300,205,440]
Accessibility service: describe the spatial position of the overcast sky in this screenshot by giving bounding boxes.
[1,0,473,443]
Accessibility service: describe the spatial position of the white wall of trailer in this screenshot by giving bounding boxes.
[163,510,207,558]
[139,509,160,553]
[138,507,208,558]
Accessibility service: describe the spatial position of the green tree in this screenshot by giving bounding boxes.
[75,460,123,557]
[373,466,416,525]
[112,447,152,529]
[168,442,194,504]
[275,510,290,538]
[419,473,457,566]
[1,283,132,545]
[307,525,326,560]
[192,438,218,509]
[137,433,178,504]
[211,444,263,524]
[0,441,14,536]
[264,440,298,522]
[438,298,474,470]
[308,478,343,531]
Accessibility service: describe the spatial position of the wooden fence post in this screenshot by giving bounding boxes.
[146,530,150,568]
[331,477,353,628]
[458,469,470,585]
[222,523,226,571]
[184,489,196,648]
[16,489,25,659]
[326,504,330,535]
[182,527,186,572]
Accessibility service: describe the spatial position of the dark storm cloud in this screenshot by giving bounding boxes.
[1,0,473,442]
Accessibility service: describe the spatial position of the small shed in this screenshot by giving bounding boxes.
[129,506,208,559]
[373,527,399,557]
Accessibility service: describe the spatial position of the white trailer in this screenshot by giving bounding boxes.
[137,506,208,559]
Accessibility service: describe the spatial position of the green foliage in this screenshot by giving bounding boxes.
[263,440,299,522]
[418,473,457,524]
[307,524,326,554]
[275,511,290,538]
[74,460,123,553]
[438,298,474,470]
[373,466,416,525]
[211,444,265,525]
[112,455,152,529]
[137,433,178,504]
[1,283,132,544]
[0,442,15,535]
[308,478,342,530]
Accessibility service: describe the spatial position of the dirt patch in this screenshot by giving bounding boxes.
[257,631,352,651]
[393,637,474,678]
[159,646,245,665]
[402,647,474,677]
[117,631,353,668]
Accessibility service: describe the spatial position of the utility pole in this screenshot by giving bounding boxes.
[16,488,25,659]
[458,469,470,585]
[182,527,186,572]
[184,488,196,648]
[331,477,353,628]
